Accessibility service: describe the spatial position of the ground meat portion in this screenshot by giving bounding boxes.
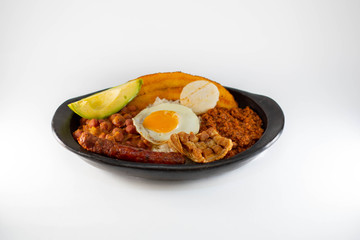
[200,106,264,158]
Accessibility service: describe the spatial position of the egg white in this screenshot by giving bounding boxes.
[132,102,200,144]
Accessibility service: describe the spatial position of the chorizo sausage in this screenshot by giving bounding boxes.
[77,132,186,165]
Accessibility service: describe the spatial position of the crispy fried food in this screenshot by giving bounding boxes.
[78,132,186,164]
[127,72,238,111]
[168,128,233,163]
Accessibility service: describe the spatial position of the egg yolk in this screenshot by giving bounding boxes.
[143,110,179,133]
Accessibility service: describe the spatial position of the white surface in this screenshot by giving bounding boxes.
[1,0,360,239]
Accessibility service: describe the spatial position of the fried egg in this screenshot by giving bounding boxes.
[132,102,200,144]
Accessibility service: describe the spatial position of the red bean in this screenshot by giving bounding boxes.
[105,134,115,141]
[125,119,133,126]
[113,132,124,142]
[100,121,112,132]
[108,114,116,122]
[87,119,99,128]
[112,127,123,134]
[125,125,137,134]
[112,115,125,127]
[89,126,100,136]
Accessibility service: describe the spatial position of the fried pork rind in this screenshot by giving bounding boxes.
[127,72,238,111]
[168,128,233,163]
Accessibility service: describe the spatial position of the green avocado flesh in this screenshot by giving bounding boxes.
[68,78,142,119]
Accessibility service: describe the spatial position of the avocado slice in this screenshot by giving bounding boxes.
[68,78,142,119]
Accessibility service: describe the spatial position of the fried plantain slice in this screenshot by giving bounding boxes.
[127,72,238,110]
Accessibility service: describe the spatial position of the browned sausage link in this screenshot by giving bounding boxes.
[78,132,186,164]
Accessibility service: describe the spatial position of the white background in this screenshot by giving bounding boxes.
[1,0,359,239]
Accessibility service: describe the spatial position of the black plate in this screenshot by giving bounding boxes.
[52,87,284,180]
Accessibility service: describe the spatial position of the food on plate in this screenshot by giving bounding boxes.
[126,72,238,110]
[68,78,142,119]
[78,132,186,164]
[169,128,233,163]
[200,106,264,158]
[70,71,264,165]
[132,101,200,144]
[73,105,153,150]
[180,80,220,115]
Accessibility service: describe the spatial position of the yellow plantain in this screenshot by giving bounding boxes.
[127,87,183,110]
[127,72,238,110]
